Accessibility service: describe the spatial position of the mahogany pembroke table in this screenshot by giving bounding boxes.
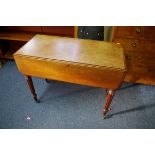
[14,34,127,118]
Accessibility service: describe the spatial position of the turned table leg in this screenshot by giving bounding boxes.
[103,89,115,118]
[45,79,51,83]
[25,75,39,103]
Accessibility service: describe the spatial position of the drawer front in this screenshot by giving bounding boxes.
[115,26,144,39]
[4,26,42,33]
[41,26,74,37]
[143,26,155,41]
[125,51,155,84]
[115,26,155,41]
[114,38,155,53]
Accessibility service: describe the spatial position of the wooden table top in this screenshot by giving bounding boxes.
[15,34,126,70]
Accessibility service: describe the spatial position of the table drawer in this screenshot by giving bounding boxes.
[114,38,155,53]
[125,51,155,84]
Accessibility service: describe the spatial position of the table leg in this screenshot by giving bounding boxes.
[45,79,50,83]
[103,89,115,118]
[25,75,40,103]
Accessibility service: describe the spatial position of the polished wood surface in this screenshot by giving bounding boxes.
[14,34,126,89]
[25,75,39,103]
[114,38,155,53]
[125,51,155,85]
[111,26,155,85]
[15,55,126,89]
[74,26,78,38]
[103,89,114,118]
[42,26,74,37]
[143,27,155,41]
[114,26,144,39]
[115,26,155,41]
[15,34,126,70]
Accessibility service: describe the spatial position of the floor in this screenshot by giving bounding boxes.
[0,61,155,129]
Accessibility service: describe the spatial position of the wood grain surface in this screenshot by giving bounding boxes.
[111,26,155,85]
[14,34,126,89]
[15,34,126,70]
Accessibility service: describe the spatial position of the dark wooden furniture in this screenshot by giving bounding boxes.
[77,26,104,40]
[111,26,155,86]
[0,26,74,60]
[14,34,126,118]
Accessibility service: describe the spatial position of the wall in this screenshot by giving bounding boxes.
[104,26,112,41]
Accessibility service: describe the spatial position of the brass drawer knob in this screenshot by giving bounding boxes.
[136,27,141,33]
[131,41,136,47]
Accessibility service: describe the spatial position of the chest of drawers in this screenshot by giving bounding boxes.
[111,26,155,85]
